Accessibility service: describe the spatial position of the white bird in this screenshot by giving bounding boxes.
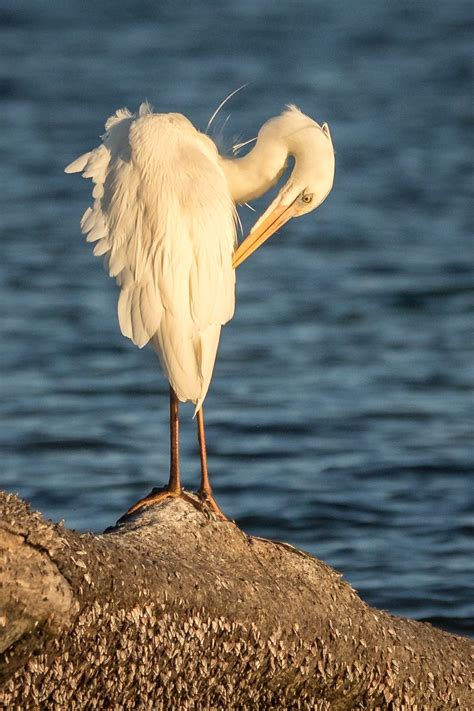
[65,101,335,518]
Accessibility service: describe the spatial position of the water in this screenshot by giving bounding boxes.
[1,1,473,637]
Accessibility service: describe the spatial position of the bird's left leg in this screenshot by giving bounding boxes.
[196,406,227,520]
[120,387,196,520]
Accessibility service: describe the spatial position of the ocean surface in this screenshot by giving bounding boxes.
[1,1,472,637]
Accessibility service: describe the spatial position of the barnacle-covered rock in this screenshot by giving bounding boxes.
[0,492,472,709]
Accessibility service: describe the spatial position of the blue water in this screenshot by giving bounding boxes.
[1,1,473,637]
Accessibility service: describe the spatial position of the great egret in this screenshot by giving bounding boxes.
[65,102,335,518]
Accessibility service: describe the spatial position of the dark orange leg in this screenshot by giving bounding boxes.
[168,385,181,494]
[196,406,227,520]
[122,387,196,518]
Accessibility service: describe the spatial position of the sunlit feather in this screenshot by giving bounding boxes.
[66,104,236,409]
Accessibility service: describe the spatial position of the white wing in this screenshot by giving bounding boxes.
[66,104,236,407]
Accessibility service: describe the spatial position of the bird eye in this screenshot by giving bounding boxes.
[301,193,313,204]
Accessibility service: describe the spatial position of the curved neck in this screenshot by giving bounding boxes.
[218,108,331,205]
[219,133,289,204]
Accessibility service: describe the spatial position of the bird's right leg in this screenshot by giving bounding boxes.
[122,386,195,518]
[196,406,228,520]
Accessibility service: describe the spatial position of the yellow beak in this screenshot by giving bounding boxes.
[232,197,300,269]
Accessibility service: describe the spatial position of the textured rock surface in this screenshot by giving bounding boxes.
[0,491,472,709]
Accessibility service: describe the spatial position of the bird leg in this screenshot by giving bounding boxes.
[167,385,181,495]
[196,406,227,520]
[123,386,196,518]
[121,390,227,522]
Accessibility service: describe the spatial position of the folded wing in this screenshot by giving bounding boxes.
[65,104,236,406]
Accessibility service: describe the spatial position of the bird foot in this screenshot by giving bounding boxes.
[118,486,197,523]
[198,490,229,521]
[118,486,229,523]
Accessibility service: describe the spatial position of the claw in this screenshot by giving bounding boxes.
[198,491,229,521]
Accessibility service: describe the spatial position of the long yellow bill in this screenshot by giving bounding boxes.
[232,197,300,269]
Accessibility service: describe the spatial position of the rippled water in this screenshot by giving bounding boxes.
[1,1,473,636]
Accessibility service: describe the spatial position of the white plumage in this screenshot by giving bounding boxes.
[65,100,335,516]
[66,102,335,416]
[66,103,236,410]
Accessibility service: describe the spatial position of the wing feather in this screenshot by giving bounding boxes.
[64,152,91,174]
[85,216,108,242]
[117,288,133,340]
[92,239,110,257]
[130,289,147,348]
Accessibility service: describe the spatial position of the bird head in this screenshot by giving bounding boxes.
[233,121,335,268]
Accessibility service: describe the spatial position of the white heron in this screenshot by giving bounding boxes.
[65,102,335,518]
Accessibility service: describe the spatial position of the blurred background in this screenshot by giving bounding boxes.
[1,1,472,636]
